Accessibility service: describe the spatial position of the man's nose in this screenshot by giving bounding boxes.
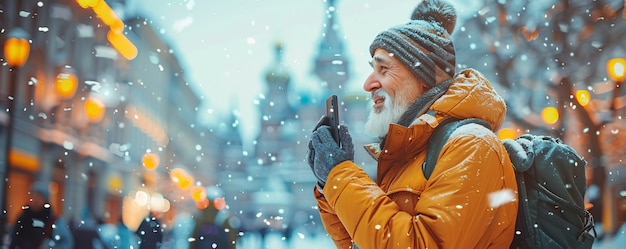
[363,73,381,92]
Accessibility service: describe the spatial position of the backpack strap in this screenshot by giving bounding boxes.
[423,118,492,180]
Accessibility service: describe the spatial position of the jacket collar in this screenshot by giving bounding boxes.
[364,113,440,161]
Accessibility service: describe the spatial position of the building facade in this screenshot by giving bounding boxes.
[0,0,218,236]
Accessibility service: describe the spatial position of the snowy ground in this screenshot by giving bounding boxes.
[237,231,335,249]
[234,223,626,249]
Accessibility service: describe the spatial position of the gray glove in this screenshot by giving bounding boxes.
[307,116,327,166]
[307,123,354,187]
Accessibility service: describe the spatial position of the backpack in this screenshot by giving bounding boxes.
[423,118,596,249]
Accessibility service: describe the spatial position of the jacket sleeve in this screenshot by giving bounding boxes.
[323,134,515,249]
[314,185,353,248]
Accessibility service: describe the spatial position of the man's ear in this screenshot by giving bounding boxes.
[421,82,431,93]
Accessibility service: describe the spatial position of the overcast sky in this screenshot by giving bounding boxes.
[126,0,478,145]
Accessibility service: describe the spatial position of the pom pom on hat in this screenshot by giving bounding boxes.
[369,0,458,88]
[411,0,457,35]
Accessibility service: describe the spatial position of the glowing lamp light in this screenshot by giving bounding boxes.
[541,107,559,125]
[497,128,516,140]
[142,153,160,170]
[607,57,626,82]
[84,97,105,123]
[56,66,78,99]
[169,168,185,181]
[575,89,591,107]
[76,0,99,8]
[195,198,210,209]
[190,186,207,201]
[92,0,124,32]
[169,168,194,189]
[213,197,226,210]
[134,190,149,206]
[107,30,138,60]
[177,175,193,190]
[4,28,31,68]
[108,175,122,192]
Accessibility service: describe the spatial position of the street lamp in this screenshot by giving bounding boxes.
[55,65,78,100]
[4,29,30,67]
[53,66,78,134]
[604,57,626,234]
[142,153,160,170]
[607,57,625,115]
[607,58,626,82]
[1,27,31,239]
[541,106,560,125]
[84,96,105,123]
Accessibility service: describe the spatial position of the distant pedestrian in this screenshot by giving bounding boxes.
[135,212,163,249]
[9,182,73,249]
[190,186,239,249]
[69,209,106,249]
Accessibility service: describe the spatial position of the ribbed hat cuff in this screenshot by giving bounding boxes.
[370,32,436,87]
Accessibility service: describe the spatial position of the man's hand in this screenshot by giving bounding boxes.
[307,123,354,187]
[307,116,330,179]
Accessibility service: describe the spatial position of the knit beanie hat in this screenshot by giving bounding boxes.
[369,0,457,88]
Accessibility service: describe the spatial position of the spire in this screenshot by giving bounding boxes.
[314,0,350,95]
[264,42,290,88]
[261,41,293,122]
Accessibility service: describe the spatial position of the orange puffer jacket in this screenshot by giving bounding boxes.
[314,68,518,249]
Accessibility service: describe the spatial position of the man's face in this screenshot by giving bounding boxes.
[363,48,426,137]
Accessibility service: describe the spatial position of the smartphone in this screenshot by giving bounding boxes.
[325,95,340,146]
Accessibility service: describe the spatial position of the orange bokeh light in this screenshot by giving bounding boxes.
[195,198,210,209]
[607,57,626,82]
[107,30,138,60]
[497,128,516,140]
[190,186,206,202]
[213,197,226,210]
[76,0,99,8]
[4,36,30,67]
[541,107,559,125]
[56,68,78,100]
[142,153,160,170]
[84,97,105,123]
[169,168,193,190]
[575,89,591,107]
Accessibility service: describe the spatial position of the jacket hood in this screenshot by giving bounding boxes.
[431,68,506,130]
[364,68,506,160]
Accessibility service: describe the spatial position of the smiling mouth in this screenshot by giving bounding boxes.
[372,96,385,109]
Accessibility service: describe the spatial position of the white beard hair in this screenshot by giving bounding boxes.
[364,89,410,138]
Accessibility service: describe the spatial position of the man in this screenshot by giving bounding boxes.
[306,0,518,248]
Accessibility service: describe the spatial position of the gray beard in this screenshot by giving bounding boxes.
[363,91,409,139]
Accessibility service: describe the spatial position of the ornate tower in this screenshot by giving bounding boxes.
[314,0,350,95]
[254,42,296,165]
